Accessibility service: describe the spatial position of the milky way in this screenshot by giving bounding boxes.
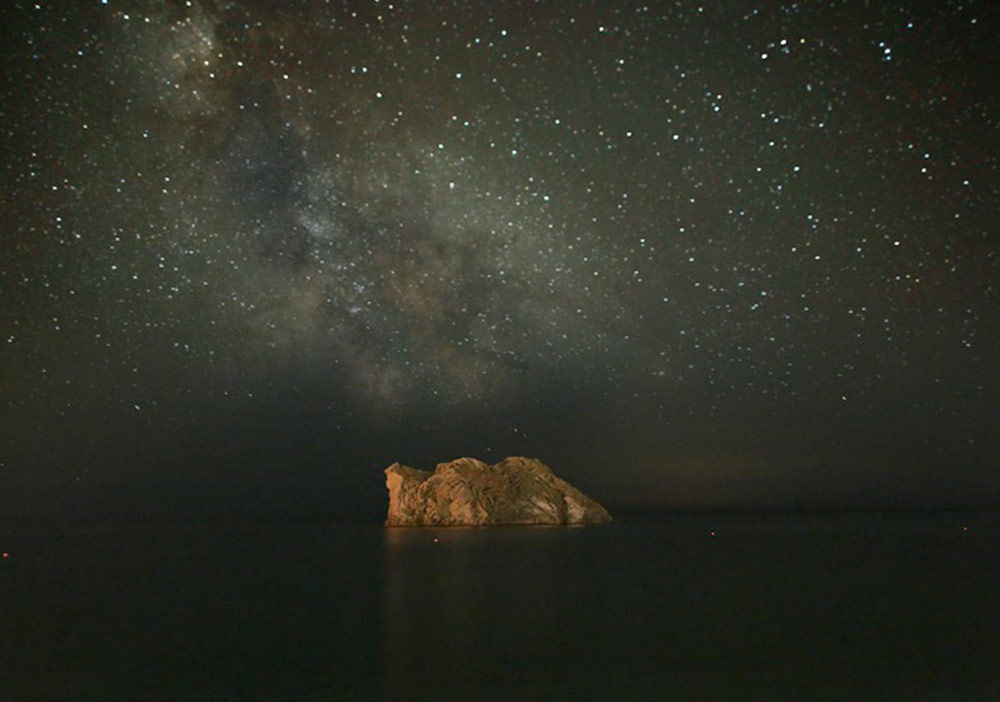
[2,1,998,517]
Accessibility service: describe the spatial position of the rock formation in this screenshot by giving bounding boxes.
[384,456,612,526]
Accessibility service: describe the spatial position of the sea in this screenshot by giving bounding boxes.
[1,510,998,701]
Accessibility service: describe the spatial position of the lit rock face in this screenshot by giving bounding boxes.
[384,456,613,526]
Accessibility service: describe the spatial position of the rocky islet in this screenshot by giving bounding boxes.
[384,456,612,526]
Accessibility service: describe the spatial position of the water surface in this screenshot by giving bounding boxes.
[2,511,997,699]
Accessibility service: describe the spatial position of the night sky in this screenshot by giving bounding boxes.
[2,1,998,520]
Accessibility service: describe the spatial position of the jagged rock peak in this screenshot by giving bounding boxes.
[384,456,612,526]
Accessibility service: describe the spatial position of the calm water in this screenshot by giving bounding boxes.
[1,511,998,700]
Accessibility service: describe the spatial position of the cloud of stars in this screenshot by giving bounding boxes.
[2,1,998,517]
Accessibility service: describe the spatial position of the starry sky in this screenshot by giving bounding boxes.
[2,0,998,520]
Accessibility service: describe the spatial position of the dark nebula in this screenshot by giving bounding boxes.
[2,1,998,519]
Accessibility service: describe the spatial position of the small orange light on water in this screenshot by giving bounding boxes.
[710,531,716,538]
[2,552,8,559]
[433,538,440,543]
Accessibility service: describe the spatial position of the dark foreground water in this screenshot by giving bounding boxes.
[1,511,998,701]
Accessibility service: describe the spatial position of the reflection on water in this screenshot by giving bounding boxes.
[382,526,600,699]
